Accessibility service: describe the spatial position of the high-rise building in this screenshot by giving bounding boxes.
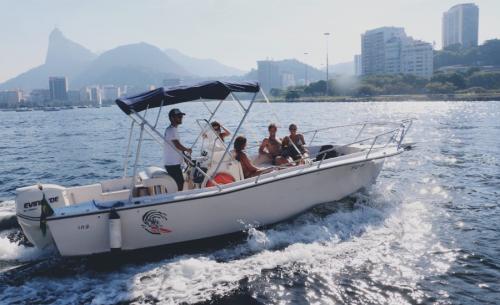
[80,87,91,103]
[0,90,21,107]
[101,85,121,101]
[361,27,433,78]
[90,87,102,105]
[49,76,68,100]
[257,60,281,93]
[401,39,434,79]
[442,3,479,49]
[281,72,296,89]
[361,27,406,76]
[29,89,50,105]
[67,90,81,104]
[354,55,362,76]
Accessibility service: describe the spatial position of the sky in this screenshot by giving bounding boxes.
[0,0,499,83]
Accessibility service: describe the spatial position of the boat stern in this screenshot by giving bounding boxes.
[15,184,66,249]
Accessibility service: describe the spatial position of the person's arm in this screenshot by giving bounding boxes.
[282,136,290,147]
[172,139,192,154]
[220,125,231,138]
[259,138,269,155]
[300,134,308,152]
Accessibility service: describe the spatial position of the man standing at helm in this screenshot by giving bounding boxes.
[164,108,192,191]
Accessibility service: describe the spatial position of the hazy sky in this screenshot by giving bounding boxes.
[1,0,499,82]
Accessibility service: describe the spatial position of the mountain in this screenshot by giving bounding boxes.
[164,49,245,77]
[73,43,189,88]
[45,28,96,68]
[0,28,96,91]
[0,28,247,91]
[244,59,324,83]
[328,61,355,76]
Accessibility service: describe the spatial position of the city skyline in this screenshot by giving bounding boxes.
[1,0,500,83]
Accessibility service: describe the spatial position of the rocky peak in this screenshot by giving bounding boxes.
[45,28,96,66]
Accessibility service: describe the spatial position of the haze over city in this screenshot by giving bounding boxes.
[2,0,500,83]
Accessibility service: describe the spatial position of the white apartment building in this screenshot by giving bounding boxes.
[101,85,121,101]
[401,39,434,79]
[361,27,433,78]
[0,90,22,107]
[442,3,479,49]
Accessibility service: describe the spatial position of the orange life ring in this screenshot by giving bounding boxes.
[206,172,235,187]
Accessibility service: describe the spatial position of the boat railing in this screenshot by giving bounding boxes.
[315,127,401,168]
[303,119,413,146]
[251,119,413,183]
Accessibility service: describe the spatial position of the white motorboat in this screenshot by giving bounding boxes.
[15,81,413,256]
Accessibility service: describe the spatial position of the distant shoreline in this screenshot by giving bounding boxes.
[267,93,500,103]
[1,94,500,110]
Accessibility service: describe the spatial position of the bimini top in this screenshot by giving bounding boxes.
[116,80,260,115]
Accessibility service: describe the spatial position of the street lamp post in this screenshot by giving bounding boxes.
[324,32,330,95]
[303,52,309,86]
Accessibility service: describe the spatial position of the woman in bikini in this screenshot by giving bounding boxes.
[234,136,269,178]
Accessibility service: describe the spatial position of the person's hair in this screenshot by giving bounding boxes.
[211,121,220,129]
[289,123,297,131]
[234,136,247,161]
[268,123,277,131]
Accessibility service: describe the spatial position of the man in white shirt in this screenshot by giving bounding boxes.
[164,108,192,191]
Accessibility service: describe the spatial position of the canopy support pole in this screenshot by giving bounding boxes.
[261,90,304,160]
[190,99,224,150]
[230,92,248,112]
[128,122,145,201]
[129,110,223,191]
[210,91,259,180]
[122,120,135,178]
[229,93,260,148]
[153,100,164,129]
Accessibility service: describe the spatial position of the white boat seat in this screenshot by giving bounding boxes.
[142,176,178,195]
[65,184,102,204]
[100,177,132,192]
[100,189,130,201]
[145,166,168,178]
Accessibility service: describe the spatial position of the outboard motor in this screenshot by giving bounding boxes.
[15,184,67,249]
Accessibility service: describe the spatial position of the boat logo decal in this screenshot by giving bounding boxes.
[23,196,59,210]
[141,210,172,235]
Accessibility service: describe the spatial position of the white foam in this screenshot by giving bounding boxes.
[0,200,16,221]
[0,184,456,305]
[0,233,51,262]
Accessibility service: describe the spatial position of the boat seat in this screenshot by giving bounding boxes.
[142,176,178,195]
[138,166,168,181]
[65,184,102,204]
[100,177,132,192]
[137,166,178,195]
[100,189,130,201]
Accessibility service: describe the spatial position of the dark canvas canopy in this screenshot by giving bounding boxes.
[116,81,260,115]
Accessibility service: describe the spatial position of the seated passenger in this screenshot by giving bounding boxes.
[258,123,289,165]
[211,121,231,141]
[234,136,269,178]
[282,123,309,161]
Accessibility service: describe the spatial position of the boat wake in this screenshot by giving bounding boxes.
[0,179,456,304]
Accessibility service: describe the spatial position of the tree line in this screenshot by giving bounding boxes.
[271,39,500,100]
[272,69,500,100]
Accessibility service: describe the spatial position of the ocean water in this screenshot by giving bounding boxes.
[0,101,498,304]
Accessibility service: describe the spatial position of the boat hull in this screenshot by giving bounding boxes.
[48,158,384,256]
